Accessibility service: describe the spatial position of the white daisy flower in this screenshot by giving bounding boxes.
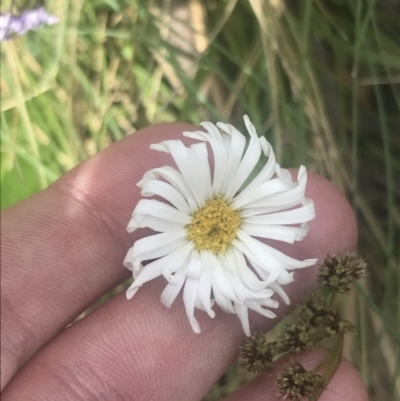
[124,115,317,336]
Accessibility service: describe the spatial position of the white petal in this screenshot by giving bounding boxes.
[225,118,262,199]
[213,284,235,314]
[277,270,295,285]
[242,137,276,192]
[209,253,242,303]
[140,180,191,214]
[183,278,201,333]
[225,263,274,301]
[151,140,208,206]
[130,230,187,270]
[249,260,277,283]
[216,122,247,193]
[241,166,308,211]
[128,215,185,233]
[123,247,135,271]
[243,198,315,225]
[226,248,276,293]
[183,126,228,195]
[245,300,277,319]
[184,250,203,279]
[160,270,186,308]
[240,223,309,243]
[276,164,294,187]
[231,178,287,209]
[137,166,198,211]
[190,143,213,201]
[126,283,141,300]
[260,242,318,270]
[234,231,283,273]
[126,257,166,299]
[270,282,290,305]
[258,297,280,309]
[162,241,195,281]
[128,199,191,233]
[197,266,216,318]
[233,303,250,337]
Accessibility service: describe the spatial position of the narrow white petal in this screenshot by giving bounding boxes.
[270,282,290,305]
[216,123,246,193]
[190,143,212,200]
[127,247,190,299]
[128,215,185,233]
[209,253,242,303]
[229,247,279,290]
[213,284,235,313]
[197,265,216,318]
[223,253,274,301]
[258,241,317,270]
[233,302,251,337]
[245,300,277,319]
[258,297,280,309]
[160,271,186,308]
[137,166,198,211]
[123,247,135,271]
[277,270,295,285]
[243,198,315,225]
[241,166,308,211]
[213,269,243,303]
[183,278,201,333]
[242,137,276,192]
[126,282,141,300]
[131,230,187,270]
[140,180,191,214]
[162,241,195,281]
[276,164,294,187]
[126,257,166,299]
[151,140,207,206]
[234,231,283,272]
[225,121,262,199]
[240,223,309,243]
[183,126,228,195]
[250,260,283,284]
[184,250,203,279]
[129,199,191,233]
[231,178,287,209]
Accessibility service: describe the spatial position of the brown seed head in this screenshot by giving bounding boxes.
[318,253,367,293]
[277,362,325,401]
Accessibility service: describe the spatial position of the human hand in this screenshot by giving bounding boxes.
[1,123,368,400]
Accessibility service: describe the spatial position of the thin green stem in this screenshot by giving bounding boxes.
[315,334,344,400]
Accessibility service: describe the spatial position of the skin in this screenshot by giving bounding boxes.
[0,123,368,400]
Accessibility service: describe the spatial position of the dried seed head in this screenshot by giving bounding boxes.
[298,293,335,328]
[324,309,355,337]
[277,362,325,401]
[318,253,367,293]
[239,334,278,373]
[280,323,315,354]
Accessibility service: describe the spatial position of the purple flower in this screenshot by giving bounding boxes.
[0,7,58,41]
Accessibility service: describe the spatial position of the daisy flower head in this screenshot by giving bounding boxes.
[124,115,317,336]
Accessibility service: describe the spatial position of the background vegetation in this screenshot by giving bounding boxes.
[1,0,399,399]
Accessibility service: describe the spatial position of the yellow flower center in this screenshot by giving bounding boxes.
[187,197,242,254]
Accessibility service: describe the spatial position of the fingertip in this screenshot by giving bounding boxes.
[306,172,358,258]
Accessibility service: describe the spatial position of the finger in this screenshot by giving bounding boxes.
[0,122,196,389]
[2,173,357,400]
[222,349,368,401]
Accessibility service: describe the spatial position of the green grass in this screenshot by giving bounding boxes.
[1,0,399,399]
